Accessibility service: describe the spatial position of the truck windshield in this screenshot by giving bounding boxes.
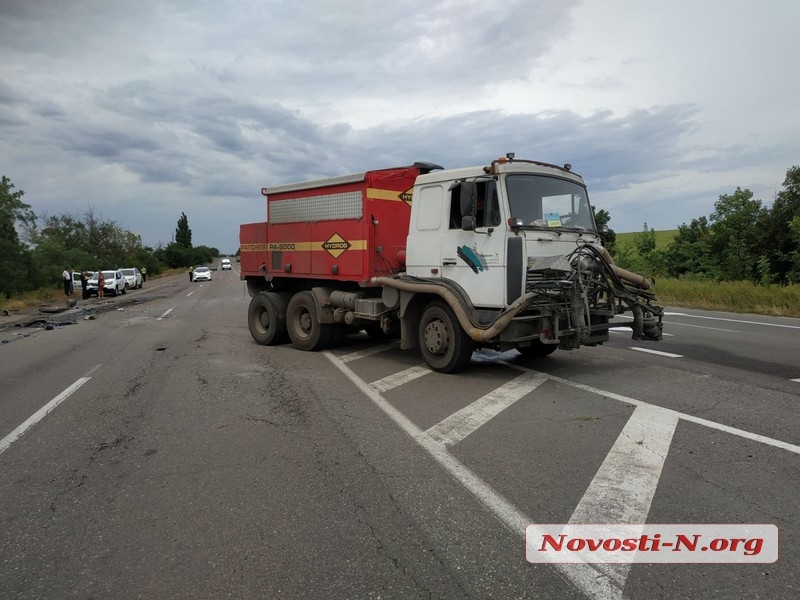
[506,175,595,231]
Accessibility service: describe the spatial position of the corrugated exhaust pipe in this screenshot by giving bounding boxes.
[372,276,535,343]
[597,246,653,290]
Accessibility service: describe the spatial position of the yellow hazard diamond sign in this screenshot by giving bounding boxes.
[322,233,351,258]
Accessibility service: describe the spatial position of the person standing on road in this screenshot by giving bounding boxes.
[97,270,105,300]
[141,266,147,283]
[62,268,72,296]
[80,271,89,300]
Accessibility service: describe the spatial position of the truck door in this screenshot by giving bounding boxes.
[440,180,508,309]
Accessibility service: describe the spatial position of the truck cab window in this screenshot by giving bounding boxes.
[448,184,463,229]
[448,181,501,229]
[476,181,501,228]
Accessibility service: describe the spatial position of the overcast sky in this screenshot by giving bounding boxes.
[2,0,798,253]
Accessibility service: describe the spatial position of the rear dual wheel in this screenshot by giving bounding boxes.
[286,291,334,351]
[248,292,289,345]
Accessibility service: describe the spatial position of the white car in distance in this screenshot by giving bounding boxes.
[87,270,127,296]
[119,267,143,289]
[191,266,212,282]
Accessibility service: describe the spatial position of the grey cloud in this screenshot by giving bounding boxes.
[0,81,24,105]
[2,0,796,251]
[32,100,65,118]
[62,125,160,159]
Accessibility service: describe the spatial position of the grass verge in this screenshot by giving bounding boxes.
[653,278,800,317]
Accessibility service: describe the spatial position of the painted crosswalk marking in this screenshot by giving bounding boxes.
[568,404,679,588]
[370,364,432,392]
[338,342,399,363]
[425,372,548,447]
[328,343,800,598]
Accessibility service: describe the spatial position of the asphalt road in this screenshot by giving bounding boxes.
[1,270,798,599]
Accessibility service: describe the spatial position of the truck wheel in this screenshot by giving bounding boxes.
[286,291,334,351]
[418,301,473,373]
[248,292,288,345]
[517,340,558,358]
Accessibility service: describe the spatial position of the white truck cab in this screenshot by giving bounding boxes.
[407,158,600,308]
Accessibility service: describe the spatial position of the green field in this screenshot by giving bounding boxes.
[612,229,800,318]
[615,229,678,251]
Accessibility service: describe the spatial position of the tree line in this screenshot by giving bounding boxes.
[603,166,800,285]
[1,176,218,298]
[3,165,798,299]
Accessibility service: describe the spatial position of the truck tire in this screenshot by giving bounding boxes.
[517,340,558,358]
[248,292,288,345]
[418,301,473,373]
[286,291,334,351]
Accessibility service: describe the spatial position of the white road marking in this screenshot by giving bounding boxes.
[371,364,432,393]
[326,352,627,600]
[186,291,195,296]
[629,347,684,358]
[0,365,100,456]
[338,342,399,363]
[326,347,800,599]
[666,312,800,329]
[568,404,679,588]
[509,366,800,455]
[426,372,548,447]
[792,378,800,383]
[664,322,739,332]
[157,308,174,320]
[616,314,736,333]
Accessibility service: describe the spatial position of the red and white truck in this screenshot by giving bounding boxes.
[240,154,663,373]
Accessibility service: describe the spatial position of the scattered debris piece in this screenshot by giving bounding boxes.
[39,305,67,314]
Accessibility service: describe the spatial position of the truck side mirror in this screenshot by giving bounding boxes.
[461,215,475,231]
[460,182,477,217]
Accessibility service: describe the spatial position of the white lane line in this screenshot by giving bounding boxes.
[792,378,800,383]
[339,343,399,363]
[325,352,628,600]
[186,291,195,297]
[0,366,100,456]
[666,312,800,329]
[157,307,174,320]
[615,314,736,333]
[629,347,683,358]
[371,364,432,393]
[667,322,739,332]
[426,372,548,447]
[507,365,800,455]
[678,413,800,454]
[568,404,679,589]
